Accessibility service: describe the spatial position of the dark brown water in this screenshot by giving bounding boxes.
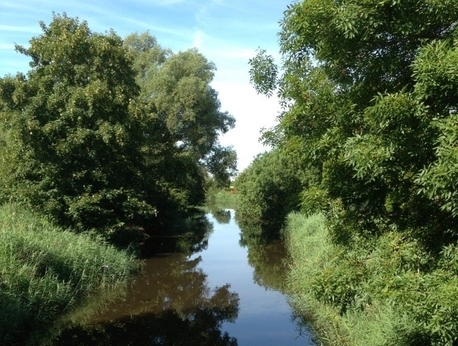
[50,210,316,345]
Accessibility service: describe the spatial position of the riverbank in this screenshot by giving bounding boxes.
[0,203,139,345]
[284,212,458,346]
[34,209,314,345]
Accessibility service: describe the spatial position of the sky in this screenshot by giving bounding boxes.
[0,0,292,172]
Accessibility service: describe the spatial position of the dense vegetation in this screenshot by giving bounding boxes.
[0,203,138,345]
[0,14,236,344]
[236,147,310,229]
[0,14,236,242]
[238,0,458,344]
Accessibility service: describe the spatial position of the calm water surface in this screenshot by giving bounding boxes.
[200,211,316,345]
[52,210,316,345]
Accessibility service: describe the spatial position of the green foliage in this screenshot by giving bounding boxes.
[0,16,236,239]
[0,203,138,345]
[285,212,458,346]
[205,185,238,212]
[300,186,329,216]
[413,131,458,237]
[235,147,309,232]
[248,48,278,97]
[248,0,458,245]
[125,32,237,187]
[0,14,156,234]
[245,1,458,345]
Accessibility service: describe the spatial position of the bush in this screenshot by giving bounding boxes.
[284,211,458,346]
[235,147,309,233]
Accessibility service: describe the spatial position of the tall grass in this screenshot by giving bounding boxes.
[284,213,400,346]
[0,203,139,345]
[284,212,458,346]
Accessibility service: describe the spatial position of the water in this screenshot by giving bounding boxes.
[51,210,316,345]
[198,212,314,345]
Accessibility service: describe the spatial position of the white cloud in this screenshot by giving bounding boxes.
[117,17,190,39]
[192,29,204,49]
[213,81,281,171]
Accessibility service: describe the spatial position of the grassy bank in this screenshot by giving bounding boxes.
[0,203,139,345]
[284,212,458,346]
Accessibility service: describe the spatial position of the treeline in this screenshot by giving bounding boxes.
[237,1,458,345]
[0,14,235,344]
[0,14,236,243]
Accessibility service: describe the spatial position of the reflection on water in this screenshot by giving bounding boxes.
[52,251,239,345]
[46,209,315,346]
[58,255,238,346]
[211,209,232,224]
[247,240,288,291]
[88,255,239,324]
[237,213,289,291]
[199,210,316,345]
[140,213,214,256]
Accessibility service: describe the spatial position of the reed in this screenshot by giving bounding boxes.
[0,203,139,345]
[284,212,458,345]
[283,212,400,346]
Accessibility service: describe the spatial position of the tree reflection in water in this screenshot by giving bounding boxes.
[209,208,232,225]
[141,213,214,256]
[236,213,288,292]
[50,218,239,346]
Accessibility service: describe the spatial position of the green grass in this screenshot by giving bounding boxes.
[284,212,458,346]
[284,213,402,346]
[0,203,139,345]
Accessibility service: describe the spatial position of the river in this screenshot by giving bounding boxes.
[50,210,316,345]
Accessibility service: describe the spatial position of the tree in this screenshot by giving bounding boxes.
[0,16,238,241]
[245,3,458,344]
[124,32,237,188]
[0,15,157,236]
[414,40,458,219]
[235,146,311,235]
[248,0,458,246]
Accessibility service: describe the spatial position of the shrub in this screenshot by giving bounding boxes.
[236,147,310,234]
[284,212,458,346]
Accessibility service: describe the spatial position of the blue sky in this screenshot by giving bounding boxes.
[0,0,292,171]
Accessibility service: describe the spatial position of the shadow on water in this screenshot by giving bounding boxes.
[140,212,215,256]
[236,213,288,292]
[40,208,316,345]
[52,265,239,346]
[234,210,317,344]
[210,209,231,225]
[43,211,239,346]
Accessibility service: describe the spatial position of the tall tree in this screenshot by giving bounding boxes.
[0,14,157,235]
[249,0,458,245]
[124,32,237,187]
[0,16,237,240]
